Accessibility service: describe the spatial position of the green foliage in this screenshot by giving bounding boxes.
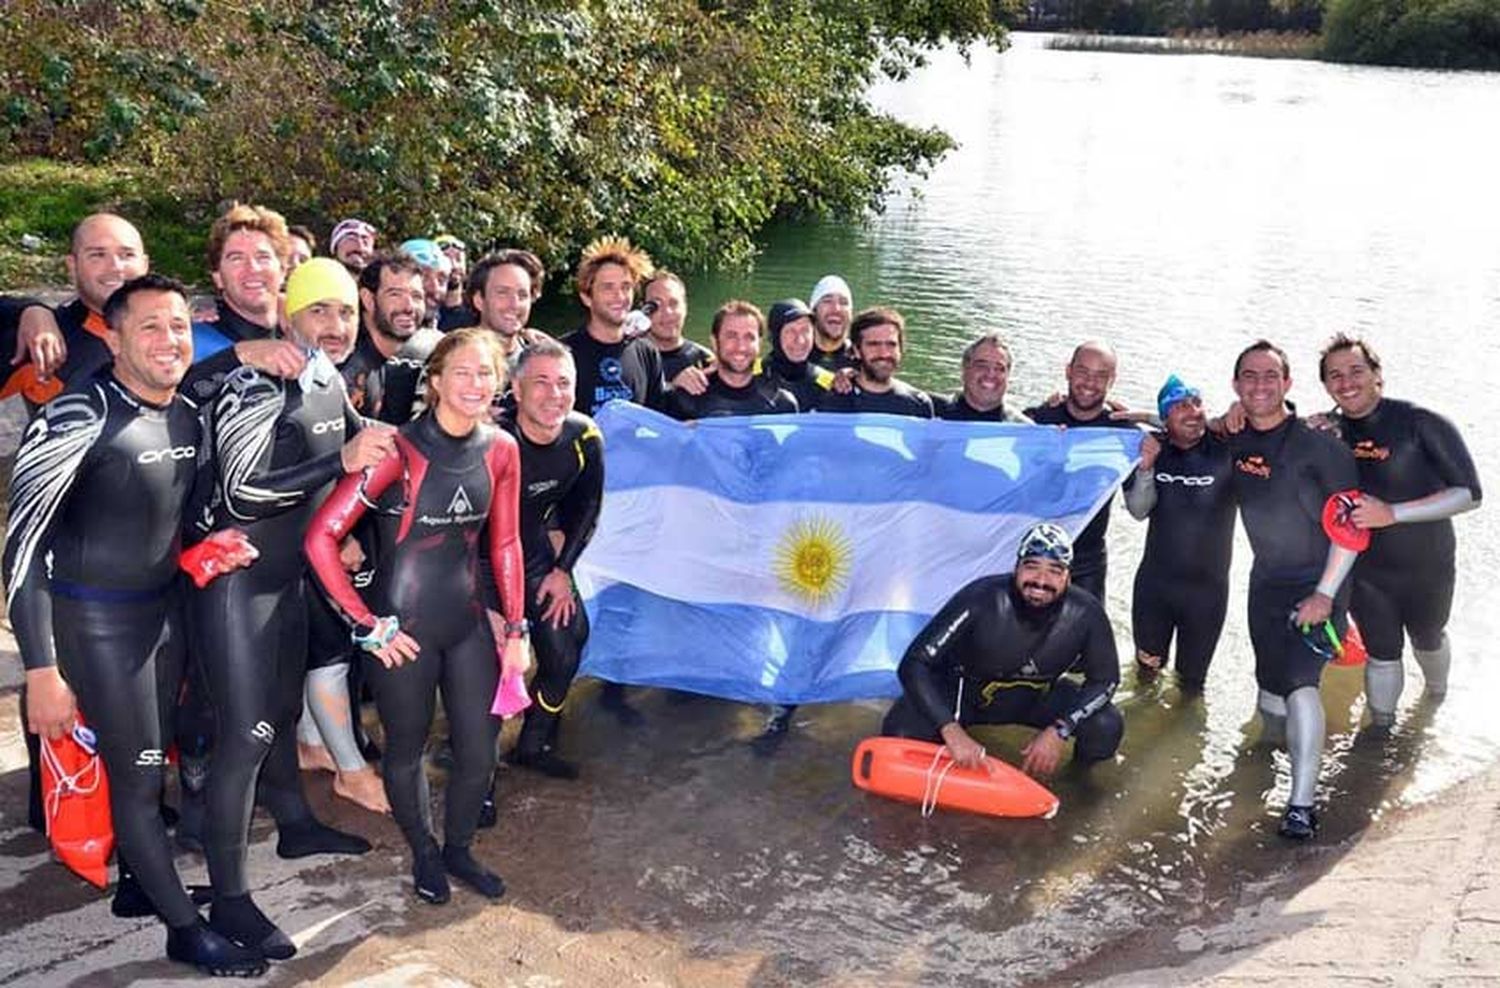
[0,159,207,287]
[1322,0,1500,67]
[0,0,1006,275]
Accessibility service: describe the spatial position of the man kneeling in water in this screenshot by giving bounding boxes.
[882,524,1123,776]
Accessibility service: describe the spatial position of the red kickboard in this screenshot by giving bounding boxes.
[851,736,1060,820]
[41,720,114,888]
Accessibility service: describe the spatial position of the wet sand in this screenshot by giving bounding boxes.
[3,652,1494,986]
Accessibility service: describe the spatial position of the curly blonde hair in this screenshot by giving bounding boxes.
[206,202,292,272]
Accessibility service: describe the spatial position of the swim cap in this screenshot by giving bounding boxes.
[768,299,813,339]
[329,218,376,252]
[434,234,466,253]
[1157,374,1201,421]
[284,257,358,318]
[399,238,453,274]
[1015,522,1074,568]
[809,275,852,312]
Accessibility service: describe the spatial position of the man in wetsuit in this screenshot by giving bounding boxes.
[1024,341,1141,606]
[1318,334,1481,725]
[188,203,289,374]
[817,307,933,418]
[1,213,148,407]
[400,238,453,331]
[807,274,858,373]
[4,274,267,976]
[935,333,1032,423]
[643,271,712,381]
[434,234,473,330]
[759,299,835,411]
[667,301,797,419]
[497,340,605,778]
[330,218,378,275]
[882,523,1123,775]
[344,250,431,423]
[1227,339,1361,840]
[559,236,668,416]
[1123,376,1236,690]
[191,259,393,958]
[468,249,547,361]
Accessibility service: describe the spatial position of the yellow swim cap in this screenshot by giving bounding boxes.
[285,257,358,318]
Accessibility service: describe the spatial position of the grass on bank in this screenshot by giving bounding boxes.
[1045,31,1322,60]
[0,159,208,291]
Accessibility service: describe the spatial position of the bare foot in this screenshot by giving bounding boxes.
[334,766,392,814]
[298,741,338,774]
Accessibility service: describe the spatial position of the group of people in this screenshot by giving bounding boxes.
[0,204,1481,977]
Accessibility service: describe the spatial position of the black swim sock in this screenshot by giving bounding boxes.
[165,918,268,978]
[112,876,215,919]
[209,893,295,960]
[111,871,155,919]
[477,785,497,830]
[276,819,371,859]
[413,842,450,905]
[442,845,505,900]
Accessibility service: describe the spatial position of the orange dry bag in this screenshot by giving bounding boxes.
[40,719,114,888]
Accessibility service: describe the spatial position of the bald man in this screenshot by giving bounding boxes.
[1024,341,1143,606]
[2,213,150,407]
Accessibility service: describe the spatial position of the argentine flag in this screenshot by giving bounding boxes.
[575,403,1142,705]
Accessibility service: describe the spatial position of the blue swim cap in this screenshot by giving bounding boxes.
[1016,522,1073,568]
[1157,374,1200,421]
[398,238,451,274]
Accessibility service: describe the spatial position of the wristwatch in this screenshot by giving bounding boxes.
[503,619,530,639]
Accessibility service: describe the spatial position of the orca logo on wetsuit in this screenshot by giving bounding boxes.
[310,418,346,436]
[1353,439,1391,462]
[1156,472,1216,486]
[137,445,198,465]
[1235,455,1271,479]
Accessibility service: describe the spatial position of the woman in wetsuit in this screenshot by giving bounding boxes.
[305,328,528,904]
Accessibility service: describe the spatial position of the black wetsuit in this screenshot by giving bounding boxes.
[0,298,115,408]
[190,359,362,899]
[807,341,858,374]
[760,363,832,413]
[338,331,392,420]
[935,393,1031,423]
[3,375,203,928]
[667,375,798,419]
[882,576,1123,761]
[1131,434,1237,687]
[658,339,713,382]
[1227,415,1359,696]
[497,412,605,755]
[559,327,666,414]
[1332,399,1481,658]
[818,379,935,418]
[306,412,524,855]
[1023,403,1142,603]
[180,301,276,408]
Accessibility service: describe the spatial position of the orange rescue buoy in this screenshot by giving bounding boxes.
[40,720,114,888]
[851,736,1059,820]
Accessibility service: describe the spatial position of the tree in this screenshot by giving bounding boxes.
[0,0,1007,271]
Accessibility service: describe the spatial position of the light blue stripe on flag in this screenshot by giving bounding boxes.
[576,402,1142,704]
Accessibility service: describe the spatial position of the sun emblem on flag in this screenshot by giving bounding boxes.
[774,516,853,606]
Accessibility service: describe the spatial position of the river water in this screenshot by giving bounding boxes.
[525,34,1500,985]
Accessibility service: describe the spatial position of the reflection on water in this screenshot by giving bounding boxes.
[528,33,1500,984]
